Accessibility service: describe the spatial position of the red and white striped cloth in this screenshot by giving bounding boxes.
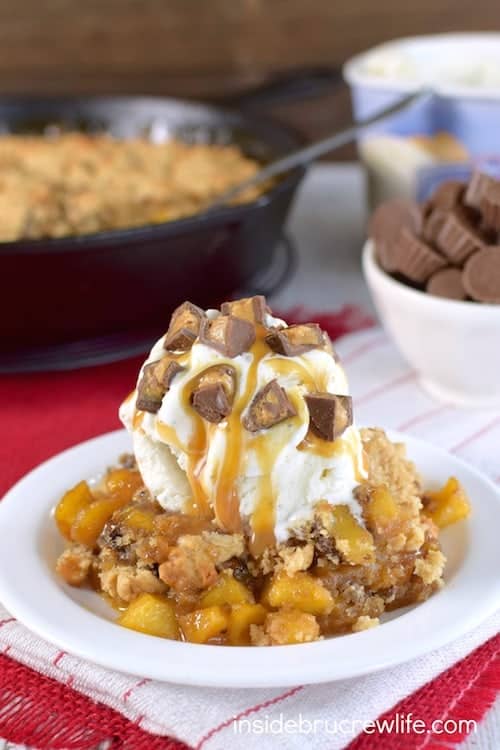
[0,312,499,750]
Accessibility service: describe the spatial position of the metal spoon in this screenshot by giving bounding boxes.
[211,88,431,208]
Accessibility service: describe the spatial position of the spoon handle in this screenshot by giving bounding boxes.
[212,88,430,208]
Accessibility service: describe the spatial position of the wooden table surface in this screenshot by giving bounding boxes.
[2,1,500,159]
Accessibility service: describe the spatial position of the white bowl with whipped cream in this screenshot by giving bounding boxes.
[343,34,500,209]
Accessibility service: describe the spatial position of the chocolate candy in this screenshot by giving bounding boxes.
[423,182,467,246]
[463,171,497,211]
[370,172,500,302]
[199,315,256,358]
[463,246,500,303]
[266,323,324,356]
[394,228,447,283]
[164,302,205,352]
[426,268,467,301]
[197,364,236,400]
[369,199,422,273]
[136,358,184,413]
[221,295,267,323]
[423,209,447,246]
[480,181,500,232]
[191,365,236,423]
[436,209,483,265]
[429,180,465,211]
[192,384,231,423]
[304,393,353,442]
[243,380,296,432]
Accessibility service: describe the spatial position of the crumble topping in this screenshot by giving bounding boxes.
[250,610,320,646]
[54,427,470,646]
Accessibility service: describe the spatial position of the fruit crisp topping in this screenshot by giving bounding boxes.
[0,135,264,241]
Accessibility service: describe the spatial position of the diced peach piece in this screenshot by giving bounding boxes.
[120,506,156,533]
[55,480,95,540]
[364,487,399,532]
[118,593,179,639]
[228,603,267,645]
[179,606,229,644]
[424,477,471,529]
[201,571,254,607]
[105,468,143,503]
[321,503,375,564]
[70,496,128,547]
[262,571,334,616]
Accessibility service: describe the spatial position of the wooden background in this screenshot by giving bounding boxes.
[2,1,500,148]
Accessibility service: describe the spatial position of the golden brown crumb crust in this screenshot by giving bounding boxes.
[56,428,448,643]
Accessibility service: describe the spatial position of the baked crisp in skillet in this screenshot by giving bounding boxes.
[0,134,263,241]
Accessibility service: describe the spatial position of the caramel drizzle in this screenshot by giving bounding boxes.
[271,356,364,477]
[135,327,363,552]
[212,330,269,533]
[249,434,278,555]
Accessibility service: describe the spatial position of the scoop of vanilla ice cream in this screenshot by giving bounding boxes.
[120,303,366,548]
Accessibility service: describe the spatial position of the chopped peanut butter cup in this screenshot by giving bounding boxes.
[197,364,236,401]
[136,359,184,413]
[192,384,232,423]
[199,315,256,358]
[221,295,267,323]
[395,228,446,283]
[426,267,467,301]
[305,393,353,442]
[243,380,296,432]
[191,365,236,423]
[436,209,483,265]
[463,246,500,303]
[164,302,205,352]
[266,323,324,356]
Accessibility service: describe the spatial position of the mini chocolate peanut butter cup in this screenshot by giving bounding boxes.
[436,209,483,265]
[429,180,466,211]
[426,267,467,301]
[395,228,446,283]
[164,301,205,352]
[423,209,447,246]
[369,199,422,274]
[463,171,497,211]
[463,246,500,303]
[480,181,500,232]
[243,380,296,432]
[304,393,353,442]
[199,315,256,358]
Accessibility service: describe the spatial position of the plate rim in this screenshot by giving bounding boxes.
[0,427,499,688]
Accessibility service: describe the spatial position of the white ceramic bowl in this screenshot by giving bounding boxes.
[362,240,500,407]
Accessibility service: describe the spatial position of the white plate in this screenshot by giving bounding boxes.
[0,428,499,688]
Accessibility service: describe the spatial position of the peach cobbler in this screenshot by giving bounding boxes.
[55,296,470,646]
[0,134,263,241]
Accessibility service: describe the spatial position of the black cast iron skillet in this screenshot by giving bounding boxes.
[0,70,341,371]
